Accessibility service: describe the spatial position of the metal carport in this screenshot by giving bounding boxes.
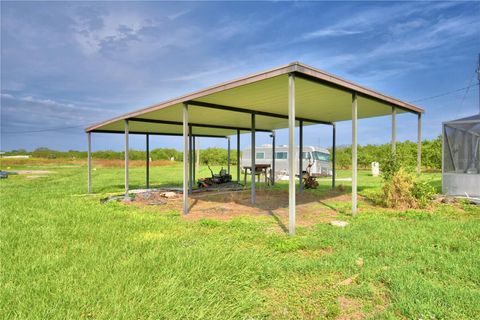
[85,62,424,235]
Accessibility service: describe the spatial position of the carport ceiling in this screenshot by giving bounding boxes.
[86,62,423,136]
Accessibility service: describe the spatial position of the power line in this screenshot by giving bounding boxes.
[409,83,479,103]
[457,73,477,118]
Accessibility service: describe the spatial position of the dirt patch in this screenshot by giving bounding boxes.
[337,274,359,287]
[336,296,365,320]
[325,193,353,202]
[130,189,344,230]
[14,170,54,175]
[129,191,180,208]
[187,189,340,227]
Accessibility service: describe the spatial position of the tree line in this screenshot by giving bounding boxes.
[3,147,239,165]
[334,136,442,170]
[3,136,441,169]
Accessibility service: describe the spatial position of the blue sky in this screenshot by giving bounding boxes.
[1,1,479,152]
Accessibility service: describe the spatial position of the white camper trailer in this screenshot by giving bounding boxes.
[242,145,332,177]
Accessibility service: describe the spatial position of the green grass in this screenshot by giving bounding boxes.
[1,161,479,319]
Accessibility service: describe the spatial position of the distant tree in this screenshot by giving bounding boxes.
[12,136,442,170]
[422,136,442,169]
[151,148,182,161]
[333,137,441,171]
[199,148,238,166]
[32,147,58,158]
[3,149,28,156]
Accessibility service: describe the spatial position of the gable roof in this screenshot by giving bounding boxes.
[86,62,424,137]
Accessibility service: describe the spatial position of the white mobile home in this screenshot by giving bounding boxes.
[242,145,332,177]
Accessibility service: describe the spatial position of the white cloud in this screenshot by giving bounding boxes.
[1,93,106,113]
[368,15,480,58]
[169,66,235,82]
[297,4,479,84]
[167,9,191,21]
[303,28,362,39]
[72,9,152,55]
[300,2,471,42]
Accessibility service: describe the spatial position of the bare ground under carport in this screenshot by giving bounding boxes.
[131,189,355,232]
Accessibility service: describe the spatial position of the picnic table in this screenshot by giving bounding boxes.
[242,164,271,186]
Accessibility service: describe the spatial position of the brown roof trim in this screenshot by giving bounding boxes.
[85,62,424,132]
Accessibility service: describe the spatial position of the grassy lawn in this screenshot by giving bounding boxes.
[1,160,479,319]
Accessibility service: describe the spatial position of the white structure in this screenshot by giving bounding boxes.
[1,155,30,159]
[242,145,332,177]
[371,162,380,176]
[442,114,480,197]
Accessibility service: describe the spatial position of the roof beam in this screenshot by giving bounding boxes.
[90,129,226,138]
[187,100,333,125]
[128,117,271,133]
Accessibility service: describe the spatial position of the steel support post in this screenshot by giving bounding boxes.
[392,107,397,156]
[442,126,445,180]
[288,73,296,235]
[272,130,275,185]
[417,113,422,173]
[146,134,150,189]
[332,123,336,190]
[352,93,358,215]
[183,103,189,214]
[87,132,91,193]
[124,120,129,199]
[189,125,193,194]
[227,137,231,175]
[299,120,303,193]
[251,114,256,204]
[193,136,196,182]
[237,129,240,184]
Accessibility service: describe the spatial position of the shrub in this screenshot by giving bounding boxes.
[382,168,436,209]
[411,180,436,208]
[381,155,435,209]
[381,154,401,182]
[383,168,418,209]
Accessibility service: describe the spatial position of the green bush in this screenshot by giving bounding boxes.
[381,154,401,182]
[381,155,436,209]
[411,180,436,208]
